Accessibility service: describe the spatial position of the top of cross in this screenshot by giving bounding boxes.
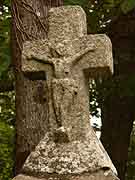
[48,6,87,43]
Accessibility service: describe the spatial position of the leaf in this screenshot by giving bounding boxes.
[121,0,135,14]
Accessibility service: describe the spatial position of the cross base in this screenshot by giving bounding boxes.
[13,171,119,180]
[12,130,118,180]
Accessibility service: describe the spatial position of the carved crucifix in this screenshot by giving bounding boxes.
[18,6,119,180]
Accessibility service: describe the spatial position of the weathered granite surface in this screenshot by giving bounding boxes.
[13,6,119,180]
[13,170,119,180]
[21,131,116,176]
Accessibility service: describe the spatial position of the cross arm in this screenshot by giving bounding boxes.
[72,34,113,78]
[22,41,54,73]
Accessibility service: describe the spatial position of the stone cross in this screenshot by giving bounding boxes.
[13,6,119,180]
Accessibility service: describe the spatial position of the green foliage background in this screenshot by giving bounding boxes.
[0,0,15,179]
[0,0,11,79]
[0,91,15,180]
[0,120,14,180]
[1,0,135,179]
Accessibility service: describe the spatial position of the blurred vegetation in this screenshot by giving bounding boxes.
[126,123,135,180]
[0,0,11,79]
[0,0,15,179]
[0,120,15,180]
[0,91,15,180]
[1,0,135,179]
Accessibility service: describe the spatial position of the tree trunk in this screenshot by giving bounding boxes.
[11,0,63,174]
[101,90,135,180]
[100,9,135,180]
